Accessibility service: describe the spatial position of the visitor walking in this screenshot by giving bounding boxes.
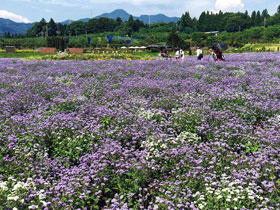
[196,47,203,60]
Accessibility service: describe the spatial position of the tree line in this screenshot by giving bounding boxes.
[25,5,280,38]
[1,5,280,49]
[25,15,145,38]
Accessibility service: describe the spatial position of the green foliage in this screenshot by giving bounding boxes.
[46,36,67,51]
[26,18,47,37]
[167,29,187,49]
[178,11,196,32]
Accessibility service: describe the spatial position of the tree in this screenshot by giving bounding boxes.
[167,28,186,48]
[47,18,57,36]
[26,18,47,37]
[116,17,122,25]
[251,11,256,27]
[198,12,207,31]
[256,11,262,26]
[179,11,194,32]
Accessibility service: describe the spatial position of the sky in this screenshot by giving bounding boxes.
[0,0,279,23]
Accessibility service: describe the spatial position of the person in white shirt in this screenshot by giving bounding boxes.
[175,50,180,59]
[196,47,203,60]
[180,49,184,60]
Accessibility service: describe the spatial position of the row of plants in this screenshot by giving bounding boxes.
[27,53,155,61]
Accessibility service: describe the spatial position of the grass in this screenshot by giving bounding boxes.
[0,52,50,58]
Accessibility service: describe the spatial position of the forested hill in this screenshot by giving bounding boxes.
[95,9,180,24]
[61,9,180,25]
[0,18,33,35]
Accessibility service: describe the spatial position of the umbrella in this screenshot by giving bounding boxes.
[140,46,147,49]
[212,43,227,50]
[121,46,127,49]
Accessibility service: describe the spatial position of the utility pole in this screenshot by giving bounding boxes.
[123,22,126,37]
[264,17,266,40]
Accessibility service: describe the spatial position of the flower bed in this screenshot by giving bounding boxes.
[0,53,280,209]
[27,53,154,61]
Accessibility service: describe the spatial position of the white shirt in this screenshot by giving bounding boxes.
[196,49,202,56]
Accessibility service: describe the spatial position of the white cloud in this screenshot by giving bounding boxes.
[0,10,31,23]
[215,0,244,12]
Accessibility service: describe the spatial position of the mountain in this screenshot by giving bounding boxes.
[95,9,131,21]
[61,19,72,25]
[0,18,33,35]
[61,9,180,25]
[96,9,180,24]
[138,14,180,24]
[0,9,180,35]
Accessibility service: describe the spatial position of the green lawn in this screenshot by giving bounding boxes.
[0,52,50,58]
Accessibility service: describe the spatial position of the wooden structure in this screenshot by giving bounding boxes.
[6,46,16,53]
[39,48,56,54]
[69,48,83,54]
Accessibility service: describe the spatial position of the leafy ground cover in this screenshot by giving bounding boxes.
[0,53,279,209]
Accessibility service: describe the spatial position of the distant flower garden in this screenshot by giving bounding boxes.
[0,53,279,209]
[23,52,154,61]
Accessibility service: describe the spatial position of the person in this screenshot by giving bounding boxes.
[196,47,203,60]
[160,50,169,60]
[212,48,225,61]
[180,49,185,60]
[175,50,180,60]
[188,48,192,56]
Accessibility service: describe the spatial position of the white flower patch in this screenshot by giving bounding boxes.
[192,174,269,209]
[141,136,163,159]
[270,114,280,124]
[137,108,163,121]
[233,66,246,77]
[0,181,8,191]
[175,131,201,144]
[12,178,36,192]
[7,195,20,201]
[28,205,38,209]
[54,74,74,86]
[38,189,46,200]
[3,177,48,207]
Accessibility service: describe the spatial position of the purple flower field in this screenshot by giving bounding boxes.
[0,53,279,209]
